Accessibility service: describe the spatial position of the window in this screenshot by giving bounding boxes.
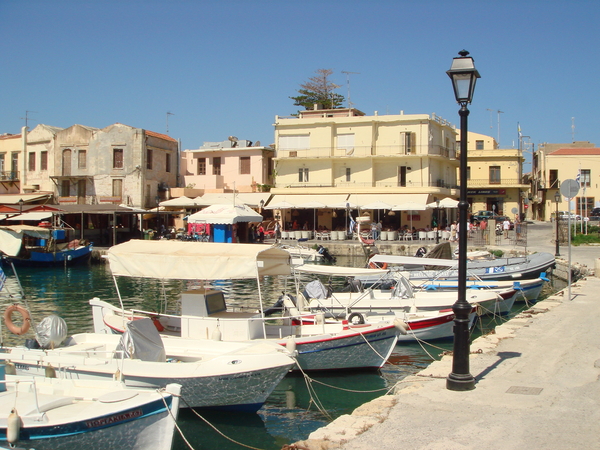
[337,134,355,155]
[112,179,123,198]
[278,135,310,150]
[400,132,415,154]
[213,157,221,175]
[580,169,591,187]
[466,166,471,180]
[197,157,206,175]
[78,150,86,169]
[28,152,35,171]
[577,197,594,216]
[398,166,407,187]
[345,167,351,182]
[298,168,309,182]
[41,151,48,171]
[11,153,18,178]
[476,140,484,150]
[0,154,5,174]
[146,149,153,170]
[166,153,171,173]
[239,156,251,174]
[549,169,559,188]
[489,166,501,184]
[113,148,123,169]
[61,180,70,197]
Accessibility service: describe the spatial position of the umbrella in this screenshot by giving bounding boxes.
[187,204,262,224]
[264,200,295,231]
[426,198,458,209]
[360,201,393,222]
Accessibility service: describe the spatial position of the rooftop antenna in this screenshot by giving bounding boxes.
[571,117,575,142]
[166,111,174,133]
[20,111,38,129]
[496,110,504,147]
[341,71,360,108]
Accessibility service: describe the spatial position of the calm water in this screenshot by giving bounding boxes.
[0,259,562,449]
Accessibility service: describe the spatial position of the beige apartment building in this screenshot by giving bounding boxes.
[532,141,599,220]
[272,107,460,230]
[458,131,528,220]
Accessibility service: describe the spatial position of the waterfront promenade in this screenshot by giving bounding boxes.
[294,221,600,450]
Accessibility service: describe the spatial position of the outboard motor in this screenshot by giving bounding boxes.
[317,245,336,264]
[415,247,427,257]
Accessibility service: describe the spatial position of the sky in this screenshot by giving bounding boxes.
[2,0,599,173]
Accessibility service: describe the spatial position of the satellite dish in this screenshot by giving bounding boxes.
[254,140,261,147]
[228,136,238,142]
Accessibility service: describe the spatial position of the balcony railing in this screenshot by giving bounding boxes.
[467,178,526,187]
[0,171,19,181]
[275,144,456,160]
[280,180,459,189]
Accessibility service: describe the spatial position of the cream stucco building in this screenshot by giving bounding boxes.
[271,107,460,230]
[457,131,528,220]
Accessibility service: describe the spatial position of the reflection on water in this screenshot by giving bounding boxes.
[0,259,563,449]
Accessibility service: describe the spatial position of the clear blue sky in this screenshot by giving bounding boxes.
[2,0,599,171]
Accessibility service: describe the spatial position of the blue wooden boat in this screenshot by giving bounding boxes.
[0,225,92,266]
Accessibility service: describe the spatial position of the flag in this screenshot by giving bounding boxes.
[575,169,581,186]
[349,217,356,234]
[517,122,522,139]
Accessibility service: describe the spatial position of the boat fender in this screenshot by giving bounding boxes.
[5,361,16,375]
[4,305,31,336]
[7,408,21,445]
[286,338,297,355]
[369,262,388,270]
[45,363,56,379]
[513,281,521,289]
[393,318,409,335]
[152,317,165,332]
[315,313,325,325]
[212,327,222,341]
[114,369,124,382]
[347,312,365,325]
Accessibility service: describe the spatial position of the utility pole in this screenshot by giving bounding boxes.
[341,71,360,108]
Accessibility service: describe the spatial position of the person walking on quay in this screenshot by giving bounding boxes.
[480,218,488,243]
[503,217,511,239]
[258,224,265,243]
[450,221,457,242]
[515,215,522,241]
[274,221,281,241]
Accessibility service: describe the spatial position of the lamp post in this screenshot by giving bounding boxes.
[435,199,440,244]
[446,50,480,391]
[554,191,561,257]
[18,198,24,214]
[155,195,161,237]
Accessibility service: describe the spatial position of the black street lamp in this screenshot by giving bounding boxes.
[18,198,24,214]
[446,50,480,391]
[435,199,440,244]
[554,191,561,257]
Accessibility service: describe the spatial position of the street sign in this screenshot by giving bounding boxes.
[560,179,580,199]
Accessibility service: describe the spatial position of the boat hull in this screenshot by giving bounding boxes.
[6,245,93,267]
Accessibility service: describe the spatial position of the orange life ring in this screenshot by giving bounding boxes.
[369,261,388,270]
[4,304,31,335]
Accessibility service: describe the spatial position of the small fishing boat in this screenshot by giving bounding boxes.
[90,240,401,371]
[0,225,92,266]
[0,374,181,450]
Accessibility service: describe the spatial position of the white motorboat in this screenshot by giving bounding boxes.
[2,318,294,412]
[90,240,401,371]
[294,264,514,317]
[0,373,181,450]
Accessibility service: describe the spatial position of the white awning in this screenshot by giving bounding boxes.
[293,264,388,277]
[266,194,349,208]
[5,212,54,222]
[195,193,271,208]
[0,193,53,205]
[107,240,291,280]
[348,193,429,208]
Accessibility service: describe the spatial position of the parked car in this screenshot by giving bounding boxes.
[590,207,600,217]
[471,210,503,222]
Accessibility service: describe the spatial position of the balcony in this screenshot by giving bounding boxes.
[0,171,19,181]
[467,178,526,187]
[275,144,457,160]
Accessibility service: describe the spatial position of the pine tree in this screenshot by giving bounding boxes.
[290,69,345,112]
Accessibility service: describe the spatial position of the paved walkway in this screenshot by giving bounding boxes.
[294,222,600,450]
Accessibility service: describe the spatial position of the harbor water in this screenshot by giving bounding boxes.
[0,259,561,449]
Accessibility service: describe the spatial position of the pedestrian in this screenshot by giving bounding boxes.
[503,218,511,239]
[371,221,379,240]
[480,218,488,242]
[258,224,265,243]
[515,215,522,241]
[450,221,457,242]
[274,221,281,240]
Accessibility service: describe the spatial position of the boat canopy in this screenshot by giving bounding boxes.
[107,240,291,280]
[0,225,52,257]
[368,254,457,267]
[293,263,388,277]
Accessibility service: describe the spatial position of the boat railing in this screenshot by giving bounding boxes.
[0,377,42,416]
